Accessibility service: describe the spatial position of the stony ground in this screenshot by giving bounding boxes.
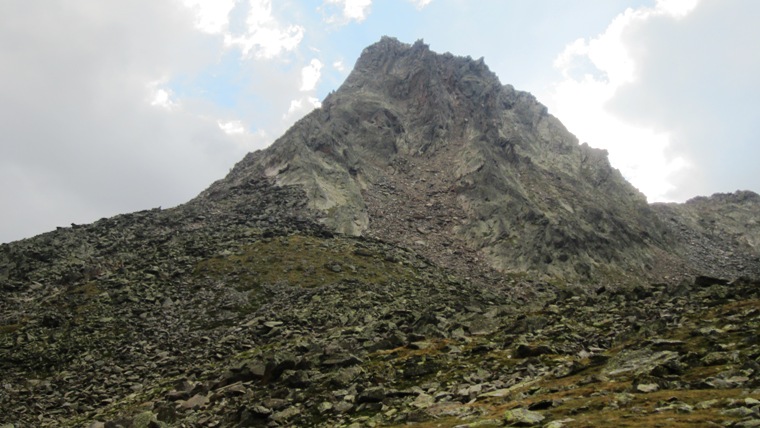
[2,184,759,427]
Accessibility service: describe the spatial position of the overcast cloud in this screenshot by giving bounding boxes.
[1,0,758,243]
[545,0,696,201]
[0,1,258,242]
[608,0,760,201]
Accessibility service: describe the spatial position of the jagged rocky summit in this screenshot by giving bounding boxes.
[1,37,760,428]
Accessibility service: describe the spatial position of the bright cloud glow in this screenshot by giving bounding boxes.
[180,0,236,34]
[323,0,372,23]
[547,1,701,202]
[180,0,303,59]
[409,0,433,9]
[285,96,322,120]
[300,59,324,91]
[551,75,690,200]
[657,0,700,19]
[224,0,304,59]
[218,120,246,135]
[150,87,178,110]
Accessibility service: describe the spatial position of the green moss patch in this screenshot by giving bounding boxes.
[193,234,417,289]
[0,323,21,334]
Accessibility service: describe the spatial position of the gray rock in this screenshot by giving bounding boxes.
[722,407,756,418]
[334,401,354,414]
[635,383,659,393]
[179,393,209,410]
[544,420,575,428]
[503,408,545,426]
[270,406,301,423]
[357,387,387,403]
[458,419,503,427]
[262,398,289,411]
[732,420,760,428]
[321,354,363,368]
[412,393,435,409]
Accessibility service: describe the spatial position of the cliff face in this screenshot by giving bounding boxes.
[205,37,666,281]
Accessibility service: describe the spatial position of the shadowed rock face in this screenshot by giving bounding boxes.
[205,37,671,281]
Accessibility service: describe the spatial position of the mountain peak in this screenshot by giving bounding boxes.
[204,38,669,281]
[196,37,760,282]
[350,37,435,76]
[331,36,502,116]
[350,36,489,77]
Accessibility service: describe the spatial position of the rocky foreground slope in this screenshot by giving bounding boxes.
[2,200,759,427]
[1,38,759,427]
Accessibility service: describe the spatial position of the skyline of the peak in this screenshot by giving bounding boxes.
[2,0,759,244]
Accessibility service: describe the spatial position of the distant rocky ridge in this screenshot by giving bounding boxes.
[1,37,760,427]
[652,191,760,279]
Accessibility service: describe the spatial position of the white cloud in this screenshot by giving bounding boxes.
[0,1,260,243]
[606,0,760,200]
[551,74,690,200]
[284,97,322,120]
[300,59,323,91]
[547,1,702,202]
[180,0,304,59]
[322,0,372,24]
[180,0,236,34]
[409,0,433,10]
[224,0,304,59]
[333,60,346,72]
[218,120,246,134]
[149,80,179,110]
[151,88,175,109]
[656,0,699,19]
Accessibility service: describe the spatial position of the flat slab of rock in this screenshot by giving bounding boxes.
[180,393,209,409]
[636,383,659,393]
[504,408,545,426]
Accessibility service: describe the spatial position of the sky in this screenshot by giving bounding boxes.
[1,0,758,243]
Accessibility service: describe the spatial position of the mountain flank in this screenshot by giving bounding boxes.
[1,37,759,427]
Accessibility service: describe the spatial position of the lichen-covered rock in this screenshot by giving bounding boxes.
[504,408,545,426]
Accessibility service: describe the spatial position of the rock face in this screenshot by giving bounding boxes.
[1,37,760,428]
